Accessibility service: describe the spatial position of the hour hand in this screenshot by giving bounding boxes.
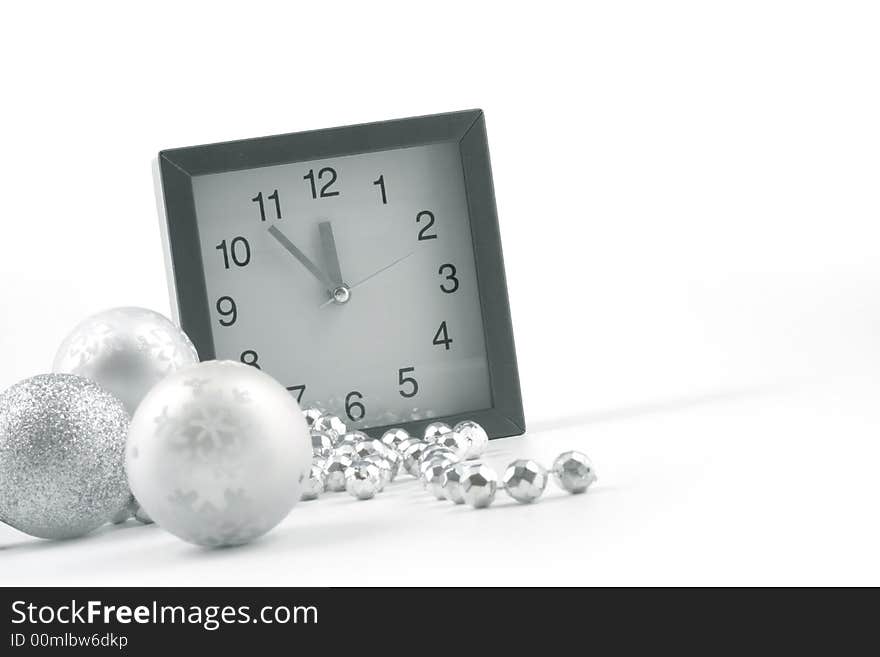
[318,221,344,287]
[267,225,335,291]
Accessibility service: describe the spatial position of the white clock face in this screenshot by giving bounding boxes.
[190,142,492,429]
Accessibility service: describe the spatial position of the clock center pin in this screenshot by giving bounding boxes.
[332,285,351,304]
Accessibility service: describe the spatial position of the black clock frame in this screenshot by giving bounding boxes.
[158,109,525,439]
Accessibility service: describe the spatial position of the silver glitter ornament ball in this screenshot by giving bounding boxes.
[53,307,199,415]
[552,451,598,494]
[126,361,312,547]
[502,459,548,503]
[460,463,499,509]
[345,461,383,500]
[455,420,489,459]
[0,374,131,539]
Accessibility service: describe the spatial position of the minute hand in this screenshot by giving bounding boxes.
[320,250,415,308]
[267,225,335,291]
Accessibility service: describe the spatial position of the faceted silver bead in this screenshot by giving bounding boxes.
[455,420,489,460]
[381,427,410,453]
[402,440,430,476]
[552,451,597,494]
[396,436,421,458]
[354,438,386,459]
[301,463,326,501]
[364,454,392,490]
[345,460,383,500]
[424,422,452,443]
[420,444,457,466]
[323,454,354,492]
[502,459,548,503]
[311,430,335,459]
[422,457,456,500]
[313,414,347,442]
[339,430,370,447]
[419,454,444,481]
[378,447,401,480]
[333,442,359,460]
[460,463,498,508]
[442,462,467,504]
[302,406,326,428]
[436,431,469,459]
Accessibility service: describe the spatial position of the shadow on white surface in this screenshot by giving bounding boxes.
[527,383,790,434]
[0,522,128,553]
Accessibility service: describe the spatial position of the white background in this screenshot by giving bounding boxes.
[1,1,879,585]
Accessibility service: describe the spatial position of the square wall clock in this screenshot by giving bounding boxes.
[156,109,524,439]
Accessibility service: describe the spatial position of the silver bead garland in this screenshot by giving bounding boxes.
[298,406,598,510]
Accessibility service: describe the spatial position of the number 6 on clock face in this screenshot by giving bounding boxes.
[157,110,524,440]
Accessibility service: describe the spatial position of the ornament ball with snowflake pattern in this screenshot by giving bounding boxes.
[53,307,199,415]
[125,360,312,547]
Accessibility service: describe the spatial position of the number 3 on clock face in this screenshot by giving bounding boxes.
[158,110,524,440]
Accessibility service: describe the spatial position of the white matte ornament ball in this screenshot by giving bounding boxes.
[0,374,131,539]
[454,420,489,460]
[53,307,199,415]
[126,361,312,547]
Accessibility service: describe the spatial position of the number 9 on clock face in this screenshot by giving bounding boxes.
[157,110,524,439]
